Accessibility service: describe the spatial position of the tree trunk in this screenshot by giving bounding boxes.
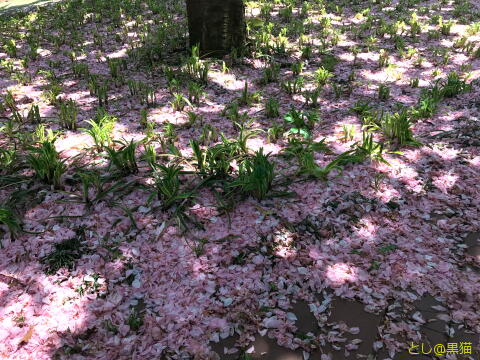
[186,0,245,57]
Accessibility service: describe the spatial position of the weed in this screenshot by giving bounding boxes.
[223,102,248,123]
[378,84,390,100]
[331,83,345,99]
[58,99,78,130]
[72,62,90,78]
[473,46,480,58]
[162,122,177,144]
[440,72,471,97]
[282,77,304,95]
[186,111,202,128]
[142,144,157,169]
[139,108,148,128]
[41,228,87,274]
[11,71,32,85]
[229,148,274,200]
[279,5,293,22]
[351,100,372,116]
[378,49,390,68]
[267,125,285,143]
[3,90,17,112]
[3,39,17,58]
[413,84,443,118]
[97,83,109,108]
[187,82,205,105]
[134,82,156,107]
[167,78,181,94]
[273,29,288,55]
[33,124,57,144]
[13,313,26,327]
[381,110,420,146]
[126,308,144,332]
[291,61,304,76]
[394,36,406,51]
[27,104,42,124]
[107,57,126,82]
[453,36,468,50]
[339,124,356,142]
[410,77,419,88]
[199,124,219,145]
[154,164,193,209]
[320,53,339,72]
[106,139,139,175]
[230,122,261,155]
[297,151,342,181]
[0,207,21,243]
[170,92,191,112]
[144,121,157,140]
[76,273,106,297]
[190,140,234,178]
[76,171,101,205]
[265,98,280,118]
[301,45,313,59]
[27,141,67,188]
[238,81,261,106]
[409,13,422,37]
[184,45,209,83]
[260,62,280,84]
[351,131,390,164]
[83,114,116,152]
[284,108,318,139]
[303,88,321,108]
[467,21,480,35]
[370,172,387,191]
[0,147,17,171]
[88,75,109,107]
[315,67,333,87]
[42,82,62,105]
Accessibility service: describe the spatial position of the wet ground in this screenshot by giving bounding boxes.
[211,233,480,360]
[465,232,480,264]
[213,295,479,359]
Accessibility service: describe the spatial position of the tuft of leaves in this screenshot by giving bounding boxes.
[83,113,116,152]
[0,207,21,244]
[41,228,87,274]
[27,141,67,189]
[154,164,193,209]
[229,148,274,200]
[106,139,138,175]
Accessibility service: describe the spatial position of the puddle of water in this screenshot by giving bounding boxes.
[465,232,480,260]
[213,294,480,359]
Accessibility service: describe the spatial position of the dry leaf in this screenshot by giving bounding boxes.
[19,326,34,345]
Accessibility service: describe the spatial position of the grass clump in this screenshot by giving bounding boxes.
[41,228,87,274]
[229,148,274,200]
[27,140,67,189]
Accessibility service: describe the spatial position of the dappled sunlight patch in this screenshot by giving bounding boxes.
[382,160,423,193]
[354,217,378,241]
[0,271,91,357]
[324,263,359,287]
[468,156,480,167]
[105,48,129,59]
[55,132,92,155]
[426,144,460,161]
[432,170,459,194]
[112,122,145,140]
[209,71,243,91]
[245,136,282,155]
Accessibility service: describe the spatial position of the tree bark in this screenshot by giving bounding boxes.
[186,0,245,57]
